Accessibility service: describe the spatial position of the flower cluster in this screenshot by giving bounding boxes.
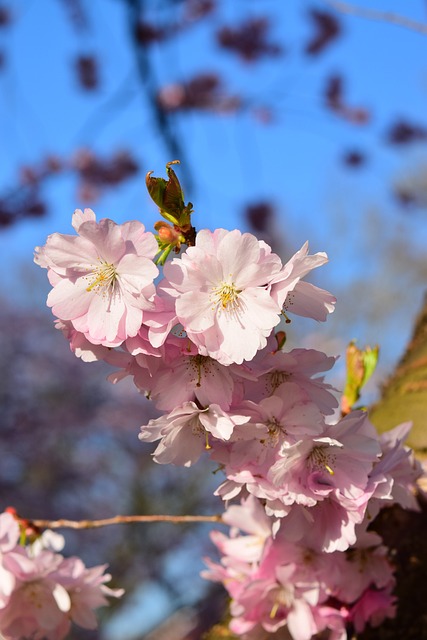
[34,199,423,640]
[202,496,397,640]
[35,210,334,362]
[0,511,123,640]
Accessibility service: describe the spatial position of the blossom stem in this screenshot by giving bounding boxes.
[29,513,224,530]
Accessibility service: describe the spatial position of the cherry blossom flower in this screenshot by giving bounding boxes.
[146,348,244,411]
[0,547,70,639]
[246,343,339,415]
[213,410,382,549]
[143,278,179,348]
[269,241,336,321]
[273,499,365,552]
[139,402,250,466]
[240,382,326,446]
[53,557,124,630]
[35,208,159,347]
[0,513,19,554]
[0,513,20,608]
[367,421,423,515]
[55,319,111,362]
[269,411,380,504]
[349,586,396,634]
[211,496,273,564]
[205,502,397,640]
[229,571,319,639]
[283,281,336,322]
[0,512,123,640]
[163,228,283,365]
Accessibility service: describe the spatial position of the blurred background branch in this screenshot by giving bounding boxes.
[323,0,427,35]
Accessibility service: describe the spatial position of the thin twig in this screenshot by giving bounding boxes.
[323,0,427,36]
[30,514,223,530]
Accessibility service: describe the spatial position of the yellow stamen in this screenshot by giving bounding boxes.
[86,272,107,292]
[211,281,242,313]
[308,446,336,476]
[86,262,118,294]
[205,431,211,450]
[281,309,291,324]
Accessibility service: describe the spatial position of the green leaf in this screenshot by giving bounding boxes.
[146,160,193,227]
[342,341,379,414]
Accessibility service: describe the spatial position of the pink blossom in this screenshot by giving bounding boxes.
[269,411,381,510]
[283,281,336,322]
[349,586,396,633]
[335,532,395,603]
[274,500,363,552]
[240,382,326,447]
[0,548,70,639]
[207,533,324,640]
[113,331,258,411]
[269,242,336,321]
[214,410,380,547]
[139,402,250,466]
[311,605,348,640]
[0,513,20,608]
[229,573,318,639]
[0,534,123,640]
[55,319,112,362]
[204,500,396,639]
[246,344,338,415]
[202,555,255,603]
[125,323,165,358]
[35,208,159,347]
[367,422,423,514]
[53,557,124,630]
[143,278,179,348]
[212,435,283,506]
[212,496,273,564]
[0,513,19,553]
[163,229,283,365]
[144,341,246,411]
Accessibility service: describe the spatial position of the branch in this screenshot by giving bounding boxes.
[322,0,427,36]
[123,0,193,190]
[30,513,223,530]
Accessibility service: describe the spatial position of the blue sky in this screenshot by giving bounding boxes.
[1,1,427,635]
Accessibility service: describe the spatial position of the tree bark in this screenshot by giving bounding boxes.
[370,293,427,454]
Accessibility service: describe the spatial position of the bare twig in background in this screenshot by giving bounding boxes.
[323,0,427,35]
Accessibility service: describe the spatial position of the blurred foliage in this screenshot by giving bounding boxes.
[342,341,379,414]
[370,294,427,452]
